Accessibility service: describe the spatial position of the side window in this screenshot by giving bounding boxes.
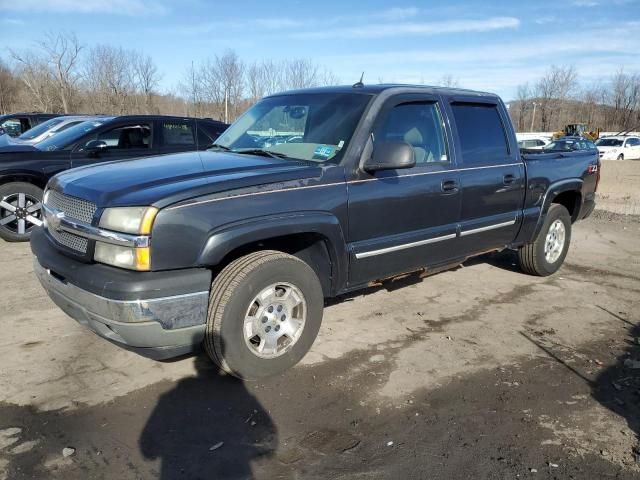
[627,138,639,147]
[162,121,195,146]
[536,139,546,146]
[95,123,151,150]
[375,102,449,165]
[1,119,23,137]
[451,103,509,165]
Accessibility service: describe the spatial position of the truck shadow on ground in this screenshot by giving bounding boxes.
[139,353,277,480]
[522,306,640,464]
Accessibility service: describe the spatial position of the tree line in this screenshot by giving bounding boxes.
[510,65,640,133]
[0,32,338,122]
[1,32,639,132]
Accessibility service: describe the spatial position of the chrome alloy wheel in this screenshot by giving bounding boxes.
[243,282,307,359]
[544,219,566,263]
[0,193,42,235]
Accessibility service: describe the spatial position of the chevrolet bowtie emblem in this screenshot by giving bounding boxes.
[48,210,65,231]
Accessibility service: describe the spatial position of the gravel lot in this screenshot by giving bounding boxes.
[0,162,639,479]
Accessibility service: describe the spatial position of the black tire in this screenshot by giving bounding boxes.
[0,182,44,242]
[617,154,624,161]
[204,250,324,380]
[518,204,572,276]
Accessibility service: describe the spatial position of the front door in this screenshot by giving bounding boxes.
[347,95,461,286]
[70,121,156,168]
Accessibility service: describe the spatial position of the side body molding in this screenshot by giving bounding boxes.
[197,211,349,295]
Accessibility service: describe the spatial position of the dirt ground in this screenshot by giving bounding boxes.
[0,165,639,479]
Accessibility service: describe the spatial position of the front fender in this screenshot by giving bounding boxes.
[197,211,349,294]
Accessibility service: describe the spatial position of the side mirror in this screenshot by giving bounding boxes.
[364,141,416,172]
[84,140,107,156]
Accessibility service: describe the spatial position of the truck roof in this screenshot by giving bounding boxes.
[266,84,498,100]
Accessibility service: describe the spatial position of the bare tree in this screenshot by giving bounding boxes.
[199,50,245,121]
[0,58,19,114]
[84,45,136,114]
[609,69,640,131]
[534,65,577,131]
[133,52,161,113]
[10,50,58,112]
[515,83,531,131]
[37,32,83,113]
[437,74,460,88]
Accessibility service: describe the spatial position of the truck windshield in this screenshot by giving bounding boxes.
[213,92,373,163]
[36,118,112,151]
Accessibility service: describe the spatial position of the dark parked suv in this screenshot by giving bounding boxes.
[0,115,227,241]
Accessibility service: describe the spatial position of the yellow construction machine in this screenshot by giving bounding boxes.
[552,123,600,141]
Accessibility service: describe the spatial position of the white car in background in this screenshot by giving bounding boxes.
[596,136,640,160]
[0,116,90,146]
[517,136,551,150]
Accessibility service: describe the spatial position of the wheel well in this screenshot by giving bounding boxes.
[0,175,47,190]
[212,233,334,297]
[551,190,581,222]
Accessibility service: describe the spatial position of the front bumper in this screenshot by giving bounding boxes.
[31,228,211,359]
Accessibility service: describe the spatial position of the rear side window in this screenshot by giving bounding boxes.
[162,121,195,146]
[451,103,509,165]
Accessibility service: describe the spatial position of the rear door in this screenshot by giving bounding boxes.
[70,120,156,168]
[445,99,525,256]
[158,118,198,154]
[347,94,461,285]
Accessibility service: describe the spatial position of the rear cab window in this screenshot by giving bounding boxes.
[161,120,195,146]
[451,102,510,165]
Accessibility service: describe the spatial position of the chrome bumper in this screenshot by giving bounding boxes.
[33,257,208,359]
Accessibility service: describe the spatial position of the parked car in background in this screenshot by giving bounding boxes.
[595,135,640,160]
[0,113,63,137]
[541,137,598,153]
[0,115,228,241]
[0,116,92,147]
[31,84,600,379]
[517,136,551,150]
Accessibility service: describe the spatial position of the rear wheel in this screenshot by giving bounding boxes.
[204,250,324,380]
[617,154,624,161]
[0,182,43,242]
[518,204,571,276]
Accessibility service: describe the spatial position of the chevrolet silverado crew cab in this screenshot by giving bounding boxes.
[31,85,600,379]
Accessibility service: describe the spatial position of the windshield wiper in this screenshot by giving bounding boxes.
[207,143,231,151]
[232,148,289,159]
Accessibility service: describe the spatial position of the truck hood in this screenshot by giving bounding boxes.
[50,150,321,208]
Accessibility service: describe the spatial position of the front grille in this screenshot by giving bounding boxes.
[45,190,96,254]
[49,228,89,254]
[46,190,97,224]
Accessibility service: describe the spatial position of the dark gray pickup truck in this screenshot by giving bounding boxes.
[31,84,600,379]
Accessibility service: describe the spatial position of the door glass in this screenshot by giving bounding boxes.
[1,119,23,137]
[162,121,195,146]
[451,103,509,165]
[376,102,449,164]
[94,124,151,150]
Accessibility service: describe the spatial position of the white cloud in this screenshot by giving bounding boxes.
[375,7,420,21]
[293,16,520,39]
[1,17,24,25]
[0,0,168,15]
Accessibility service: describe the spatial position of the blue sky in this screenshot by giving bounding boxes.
[1,0,639,100]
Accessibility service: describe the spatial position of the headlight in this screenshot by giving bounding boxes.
[94,243,151,271]
[99,207,158,234]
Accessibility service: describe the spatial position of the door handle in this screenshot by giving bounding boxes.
[503,174,517,185]
[441,179,459,193]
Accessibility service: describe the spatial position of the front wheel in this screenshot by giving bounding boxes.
[0,182,44,242]
[518,204,572,276]
[204,250,324,380]
[617,154,624,161]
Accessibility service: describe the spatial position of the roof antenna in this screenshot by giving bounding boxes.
[353,72,365,88]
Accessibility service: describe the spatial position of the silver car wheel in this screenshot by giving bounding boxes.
[243,282,307,359]
[544,219,566,263]
[0,192,43,235]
